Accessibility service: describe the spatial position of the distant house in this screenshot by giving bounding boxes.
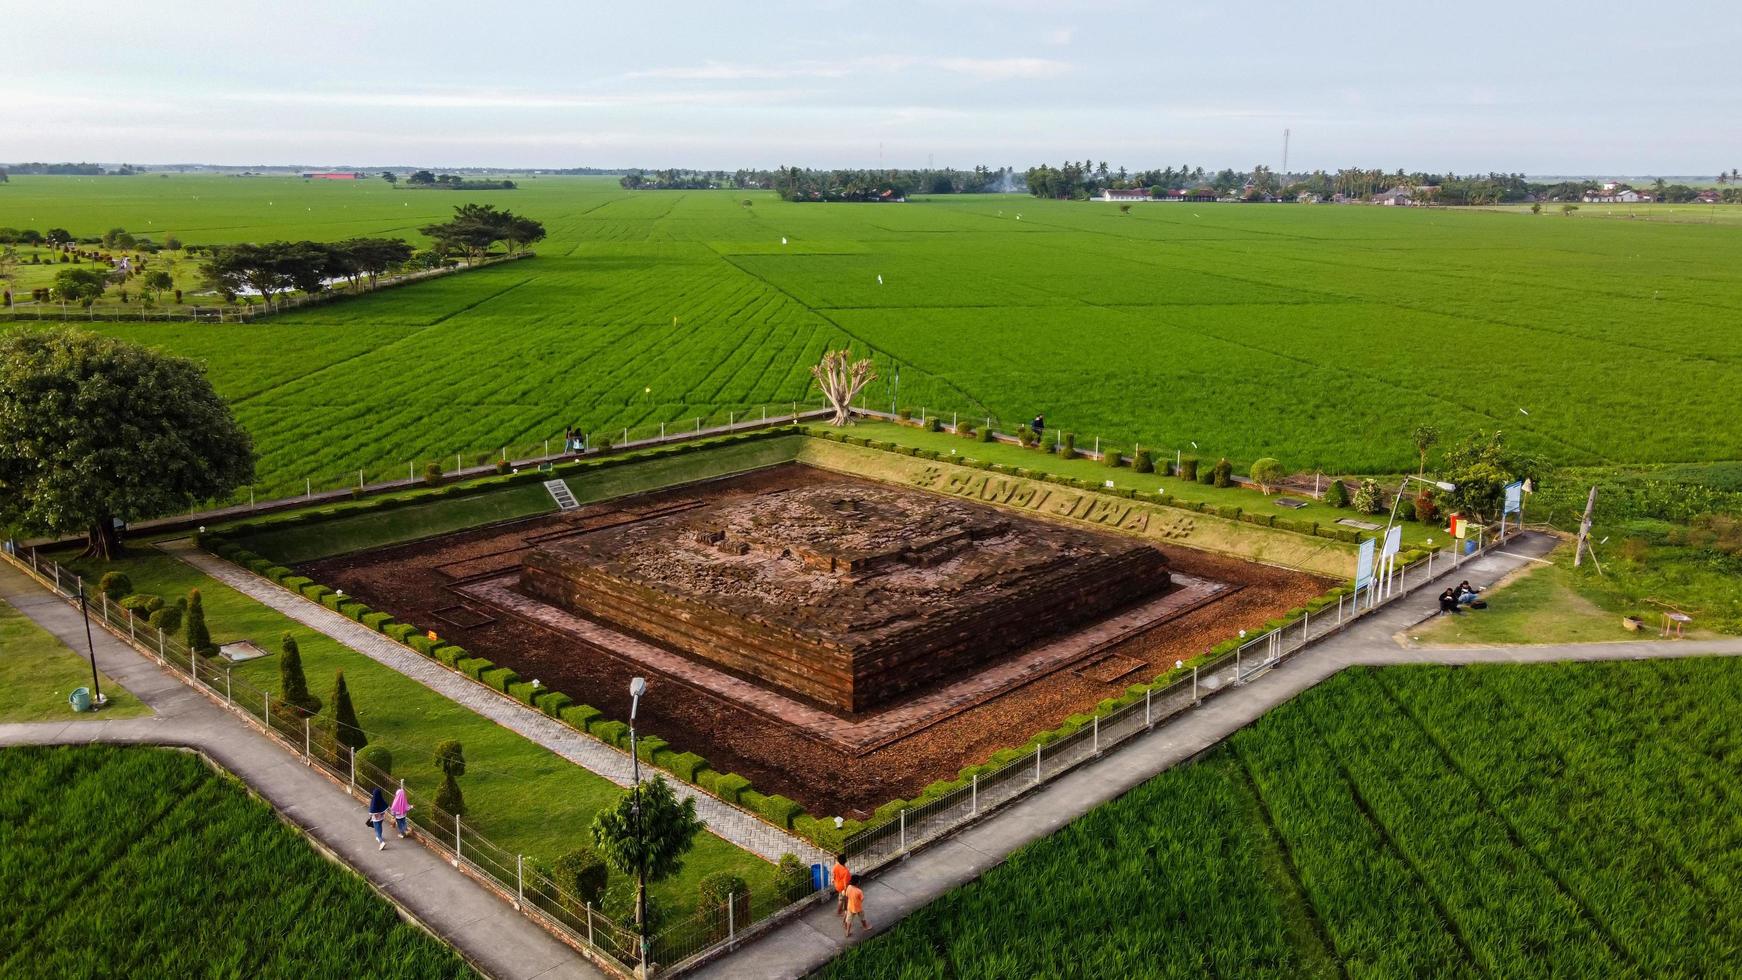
[1096,187,1150,202]
[1583,187,1652,203]
[1372,186,1413,206]
[301,172,364,180]
[1296,192,1322,204]
[1696,189,1722,204]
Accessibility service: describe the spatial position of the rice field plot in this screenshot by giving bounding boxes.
[8,176,1742,493]
[0,744,471,978]
[819,658,1742,979]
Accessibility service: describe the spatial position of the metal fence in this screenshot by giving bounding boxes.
[0,541,647,977]
[19,401,836,547]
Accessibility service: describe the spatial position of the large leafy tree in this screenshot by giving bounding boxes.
[0,329,254,558]
[52,267,108,307]
[1438,430,1546,523]
[420,203,509,265]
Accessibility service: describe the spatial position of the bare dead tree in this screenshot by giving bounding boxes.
[811,349,878,426]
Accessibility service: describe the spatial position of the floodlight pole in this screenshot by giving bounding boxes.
[1381,476,1456,603]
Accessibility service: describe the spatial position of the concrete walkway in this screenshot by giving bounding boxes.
[695,532,1742,979]
[164,539,823,867]
[0,562,606,980]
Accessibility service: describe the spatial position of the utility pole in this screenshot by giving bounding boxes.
[1282,128,1290,177]
[1573,485,1598,566]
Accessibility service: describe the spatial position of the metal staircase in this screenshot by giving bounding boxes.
[543,479,579,511]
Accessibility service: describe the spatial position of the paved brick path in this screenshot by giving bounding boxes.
[165,539,824,866]
[0,562,605,980]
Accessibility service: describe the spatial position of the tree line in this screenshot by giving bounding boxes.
[621,166,1019,198]
[195,205,544,302]
[402,170,518,190]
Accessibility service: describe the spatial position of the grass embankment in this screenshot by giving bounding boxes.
[0,597,149,722]
[0,745,473,978]
[834,420,1443,547]
[237,433,804,562]
[822,658,1742,977]
[60,550,775,918]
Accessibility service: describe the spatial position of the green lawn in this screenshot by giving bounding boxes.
[822,658,1742,978]
[1409,554,1645,646]
[0,596,150,722]
[61,549,775,919]
[0,745,473,977]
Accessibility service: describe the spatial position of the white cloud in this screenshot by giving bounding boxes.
[1045,27,1074,46]
[624,54,1070,83]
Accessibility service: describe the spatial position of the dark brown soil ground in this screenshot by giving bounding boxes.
[306,465,1330,816]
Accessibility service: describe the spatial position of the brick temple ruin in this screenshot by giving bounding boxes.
[520,482,1173,712]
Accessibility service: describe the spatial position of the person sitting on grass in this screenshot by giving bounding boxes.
[1457,580,1482,606]
[1438,588,1462,615]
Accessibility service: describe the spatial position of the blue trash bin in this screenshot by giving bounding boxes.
[69,687,93,713]
[810,863,826,894]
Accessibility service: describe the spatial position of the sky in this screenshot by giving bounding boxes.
[6,0,1738,174]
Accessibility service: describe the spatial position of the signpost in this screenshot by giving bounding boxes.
[1354,537,1376,608]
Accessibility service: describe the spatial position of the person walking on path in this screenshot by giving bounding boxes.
[367,786,390,850]
[841,874,869,938]
[390,780,414,839]
[832,854,851,914]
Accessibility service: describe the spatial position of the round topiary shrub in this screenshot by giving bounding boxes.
[98,571,132,604]
[1179,456,1199,482]
[773,852,811,903]
[552,845,610,909]
[1250,457,1285,494]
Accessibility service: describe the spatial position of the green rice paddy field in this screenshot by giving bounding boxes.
[822,658,1742,979]
[5,175,1742,496]
[0,744,472,978]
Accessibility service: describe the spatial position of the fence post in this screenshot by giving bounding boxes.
[1093,715,1100,754]
[455,814,462,865]
[1034,744,1041,784]
[1145,688,1152,727]
[306,478,312,499]
[455,453,462,475]
[358,469,364,490]
[587,902,595,946]
[729,411,734,429]
[190,650,196,685]
[660,422,665,440]
[226,671,232,706]
[1193,666,1199,703]
[304,717,311,765]
[728,891,736,940]
[971,774,978,815]
[264,690,270,729]
[349,746,356,788]
[1236,646,1242,680]
[899,808,906,851]
[517,854,523,908]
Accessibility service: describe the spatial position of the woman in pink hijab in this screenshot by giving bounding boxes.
[390,779,414,839]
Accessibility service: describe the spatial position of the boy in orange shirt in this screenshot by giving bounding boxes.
[842,873,869,937]
[831,854,851,912]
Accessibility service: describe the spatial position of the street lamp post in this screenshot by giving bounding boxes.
[1381,475,1457,599]
[628,676,649,976]
[76,581,104,709]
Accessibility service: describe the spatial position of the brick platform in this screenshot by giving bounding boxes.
[519,481,1173,712]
